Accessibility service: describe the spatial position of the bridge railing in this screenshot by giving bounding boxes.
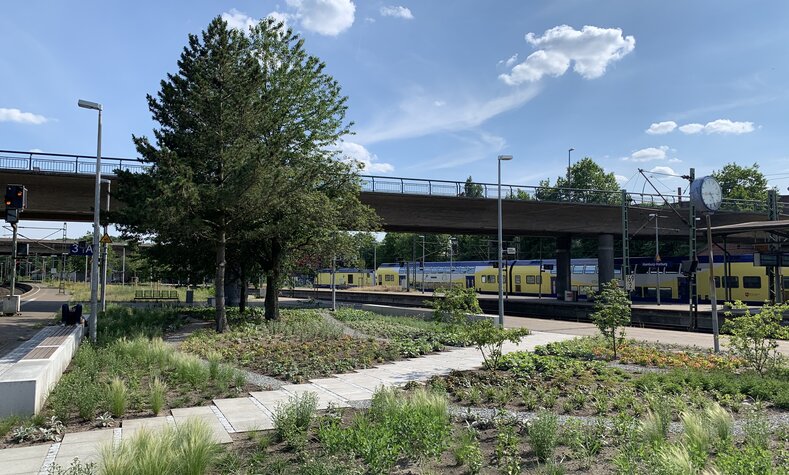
[0,150,149,176]
[0,150,767,212]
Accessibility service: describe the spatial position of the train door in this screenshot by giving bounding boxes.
[677,276,689,302]
[466,276,475,288]
[550,276,556,295]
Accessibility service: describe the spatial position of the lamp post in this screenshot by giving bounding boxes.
[419,235,425,293]
[567,148,574,184]
[78,99,102,343]
[448,237,456,288]
[372,242,378,287]
[649,213,665,305]
[498,154,513,328]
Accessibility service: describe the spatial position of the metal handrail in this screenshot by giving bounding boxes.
[0,149,767,211]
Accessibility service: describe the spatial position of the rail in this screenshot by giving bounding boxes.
[0,149,768,212]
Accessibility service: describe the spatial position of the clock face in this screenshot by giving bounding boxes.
[700,177,722,211]
[690,176,723,213]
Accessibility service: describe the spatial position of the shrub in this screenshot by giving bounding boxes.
[463,320,530,369]
[107,377,128,418]
[714,445,773,475]
[590,279,631,358]
[273,392,318,451]
[723,301,786,374]
[528,410,559,463]
[426,286,482,324]
[495,423,521,474]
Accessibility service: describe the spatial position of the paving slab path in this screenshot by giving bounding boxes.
[0,330,576,474]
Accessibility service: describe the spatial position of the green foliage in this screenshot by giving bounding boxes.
[149,377,167,415]
[461,176,484,198]
[495,423,522,475]
[333,307,471,346]
[318,387,450,473]
[712,162,769,202]
[462,320,530,369]
[528,410,559,463]
[273,392,318,452]
[723,301,786,374]
[427,287,483,324]
[453,427,483,474]
[536,157,621,204]
[715,445,774,475]
[107,377,128,418]
[591,280,631,358]
[100,418,220,475]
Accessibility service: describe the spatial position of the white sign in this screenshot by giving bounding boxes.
[506,247,516,255]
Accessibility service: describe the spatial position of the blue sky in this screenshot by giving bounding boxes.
[2,1,789,238]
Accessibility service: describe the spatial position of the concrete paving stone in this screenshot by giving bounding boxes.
[121,416,170,439]
[280,384,349,409]
[333,374,388,391]
[61,429,114,445]
[0,444,50,475]
[249,389,292,408]
[55,440,108,467]
[213,398,274,432]
[320,387,374,402]
[171,406,233,444]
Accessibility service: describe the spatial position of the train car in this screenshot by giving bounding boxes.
[474,260,553,296]
[377,261,490,290]
[314,268,374,288]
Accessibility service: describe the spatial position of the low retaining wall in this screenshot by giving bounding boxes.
[0,325,83,417]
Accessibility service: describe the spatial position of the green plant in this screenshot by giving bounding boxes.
[273,392,318,451]
[743,404,770,449]
[150,377,167,415]
[528,410,559,463]
[207,351,222,380]
[426,287,482,324]
[655,444,695,475]
[495,423,521,474]
[453,427,483,475]
[107,376,128,418]
[539,461,567,475]
[463,320,530,370]
[704,403,733,449]
[95,412,115,428]
[715,445,773,475]
[723,300,786,375]
[101,418,220,475]
[590,279,631,358]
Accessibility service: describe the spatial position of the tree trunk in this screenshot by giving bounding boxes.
[264,239,283,321]
[239,275,248,314]
[215,230,229,332]
[264,273,279,320]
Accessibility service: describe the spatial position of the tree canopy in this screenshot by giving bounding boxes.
[536,157,620,203]
[113,17,377,328]
[712,163,769,202]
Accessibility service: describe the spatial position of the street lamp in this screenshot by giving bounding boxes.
[419,235,425,293]
[498,154,513,328]
[649,213,665,305]
[78,99,102,343]
[567,148,574,184]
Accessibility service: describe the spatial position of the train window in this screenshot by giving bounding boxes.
[348,275,354,284]
[572,265,584,274]
[515,275,522,285]
[526,275,535,284]
[743,276,761,289]
[584,265,596,274]
[536,275,542,284]
[714,276,720,288]
[481,276,487,283]
[784,276,789,289]
[490,275,497,283]
[724,276,739,289]
[385,274,394,282]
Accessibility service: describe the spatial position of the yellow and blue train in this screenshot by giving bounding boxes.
[314,254,786,304]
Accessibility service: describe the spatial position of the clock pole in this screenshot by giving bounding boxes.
[705,213,720,353]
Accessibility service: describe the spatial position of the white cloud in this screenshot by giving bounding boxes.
[624,145,669,162]
[499,25,635,85]
[27,148,43,153]
[221,8,258,32]
[0,108,49,125]
[433,100,445,107]
[338,141,393,173]
[380,5,413,19]
[498,53,519,68]
[267,11,291,30]
[668,158,682,163]
[678,123,704,134]
[646,121,677,135]
[701,119,754,135]
[649,166,677,175]
[286,0,355,36]
[615,175,628,185]
[356,86,541,144]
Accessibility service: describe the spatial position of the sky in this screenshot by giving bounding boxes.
[2,1,789,238]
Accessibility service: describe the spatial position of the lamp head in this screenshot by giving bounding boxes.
[78,99,102,111]
[498,154,513,161]
[569,148,575,152]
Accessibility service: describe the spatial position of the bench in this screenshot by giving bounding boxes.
[133,290,179,302]
[0,325,84,417]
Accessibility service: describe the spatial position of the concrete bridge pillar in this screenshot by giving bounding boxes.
[556,235,572,300]
[598,233,615,292]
